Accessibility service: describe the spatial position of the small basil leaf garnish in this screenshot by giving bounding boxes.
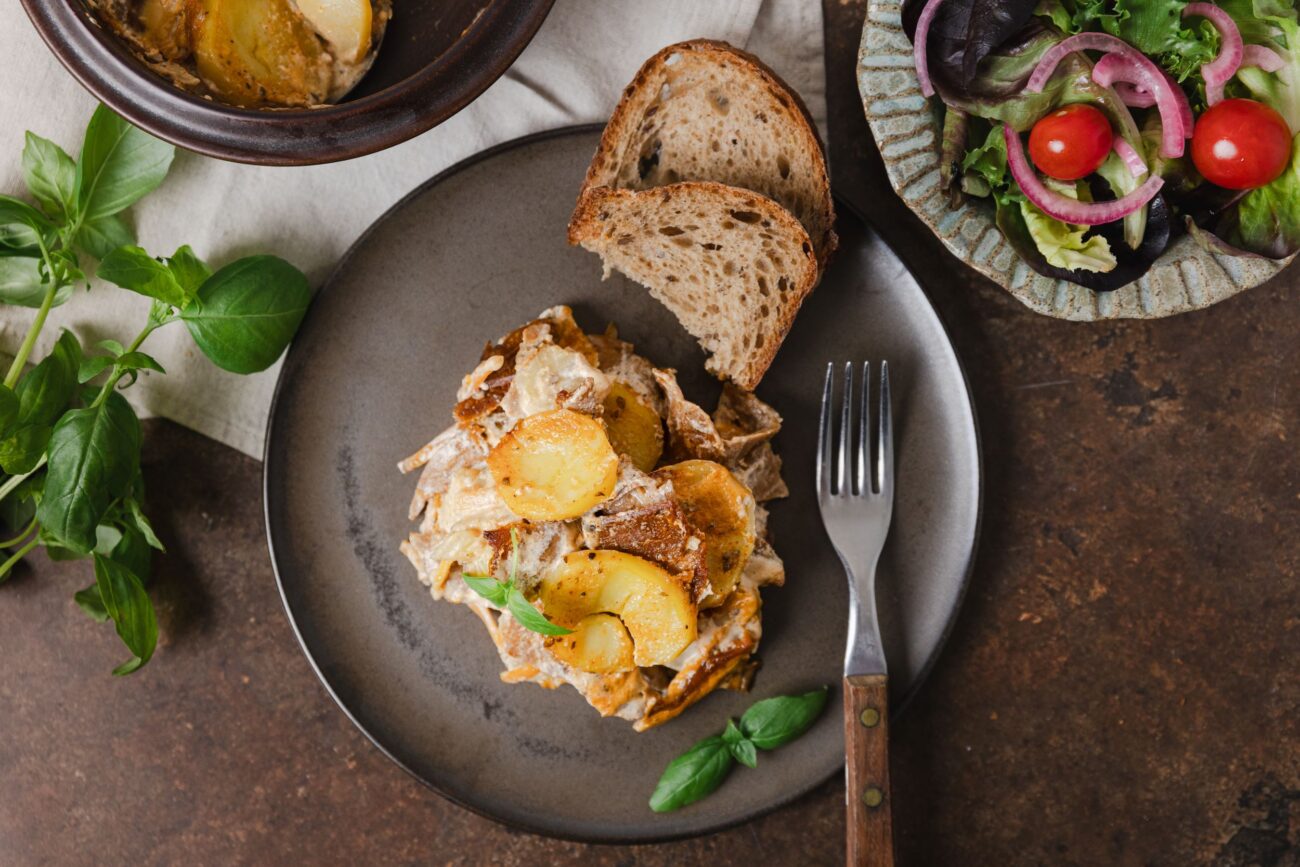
[649,735,734,813]
[739,687,830,750]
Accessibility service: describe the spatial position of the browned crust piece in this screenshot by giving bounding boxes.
[570,38,837,268]
[568,182,818,391]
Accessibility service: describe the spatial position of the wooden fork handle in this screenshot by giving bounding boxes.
[844,673,895,867]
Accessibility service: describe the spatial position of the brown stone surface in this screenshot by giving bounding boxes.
[1,3,1298,865]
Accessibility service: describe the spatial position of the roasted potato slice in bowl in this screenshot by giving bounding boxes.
[539,550,697,668]
[602,381,664,472]
[191,0,335,108]
[654,460,756,607]
[487,409,619,521]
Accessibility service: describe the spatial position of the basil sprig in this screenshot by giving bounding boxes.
[649,687,829,813]
[0,104,311,675]
[462,527,572,636]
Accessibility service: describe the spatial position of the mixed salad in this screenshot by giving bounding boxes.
[903,0,1300,291]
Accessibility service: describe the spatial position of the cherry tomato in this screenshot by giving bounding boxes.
[1028,104,1113,181]
[1191,98,1293,190]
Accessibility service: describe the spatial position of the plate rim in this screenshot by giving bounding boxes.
[261,124,984,843]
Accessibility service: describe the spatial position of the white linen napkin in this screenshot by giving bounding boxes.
[0,0,826,457]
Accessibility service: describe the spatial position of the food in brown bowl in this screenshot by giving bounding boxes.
[20,0,554,164]
[86,0,392,108]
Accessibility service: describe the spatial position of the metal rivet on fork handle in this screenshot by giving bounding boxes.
[862,787,884,808]
[859,707,880,728]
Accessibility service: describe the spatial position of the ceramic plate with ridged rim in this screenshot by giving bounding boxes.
[858,0,1291,320]
[263,126,981,842]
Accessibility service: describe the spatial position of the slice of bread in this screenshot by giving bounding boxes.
[569,182,817,391]
[578,39,837,267]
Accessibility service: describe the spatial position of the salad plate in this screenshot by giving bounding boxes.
[859,0,1294,320]
[262,126,981,841]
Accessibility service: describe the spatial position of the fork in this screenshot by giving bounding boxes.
[817,361,896,867]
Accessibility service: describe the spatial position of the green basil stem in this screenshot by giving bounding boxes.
[89,316,166,409]
[4,235,66,389]
[0,534,39,583]
[0,515,38,548]
[0,455,46,503]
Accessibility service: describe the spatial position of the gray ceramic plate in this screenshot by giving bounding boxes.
[263,127,981,842]
[858,0,1291,320]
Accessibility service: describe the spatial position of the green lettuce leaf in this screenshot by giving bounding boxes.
[1225,0,1300,131]
[1071,0,1219,82]
[1019,199,1118,271]
[1224,133,1300,257]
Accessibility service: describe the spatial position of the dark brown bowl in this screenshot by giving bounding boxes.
[19,0,555,166]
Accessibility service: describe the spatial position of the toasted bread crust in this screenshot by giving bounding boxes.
[573,39,837,267]
[569,181,817,391]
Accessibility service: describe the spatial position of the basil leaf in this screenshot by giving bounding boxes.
[462,573,510,607]
[74,583,110,622]
[0,255,76,308]
[168,245,211,296]
[22,132,76,219]
[506,589,573,636]
[16,329,81,425]
[75,105,174,223]
[109,521,153,582]
[649,735,735,813]
[0,426,52,475]
[77,355,115,384]
[0,384,17,435]
[0,329,83,472]
[92,552,157,675]
[37,392,142,554]
[124,497,164,551]
[45,541,89,561]
[98,245,187,307]
[721,719,758,768]
[739,687,830,750]
[0,194,52,234]
[181,255,310,373]
[76,214,134,261]
[0,257,47,308]
[116,351,165,374]
[0,478,38,533]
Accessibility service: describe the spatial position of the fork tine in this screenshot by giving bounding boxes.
[858,361,870,496]
[817,363,833,496]
[838,362,853,496]
[878,361,893,497]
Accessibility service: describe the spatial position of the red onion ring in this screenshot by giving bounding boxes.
[913,0,945,97]
[1242,43,1285,73]
[1004,125,1163,225]
[1114,81,1157,108]
[1112,135,1148,177]
[1107,133,1149,176]
[1183,3,1244,105]
[1031,33,1186,157]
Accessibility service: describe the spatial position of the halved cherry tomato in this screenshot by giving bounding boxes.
[1191,98,1292,191]
[1028,104,1113,181]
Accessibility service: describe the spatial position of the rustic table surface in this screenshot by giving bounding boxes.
[4,2,1298,865]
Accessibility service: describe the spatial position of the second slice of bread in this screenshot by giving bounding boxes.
[569,182,817,391]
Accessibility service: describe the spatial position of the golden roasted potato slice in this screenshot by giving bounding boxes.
[544,612,636,674]
[191,0,332,107]
[602,381,664,472]
[295,0,372,63]
[654,460,756,606]
[539,550,697,668]
[139,0,193,60]
[487,409,619,521]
